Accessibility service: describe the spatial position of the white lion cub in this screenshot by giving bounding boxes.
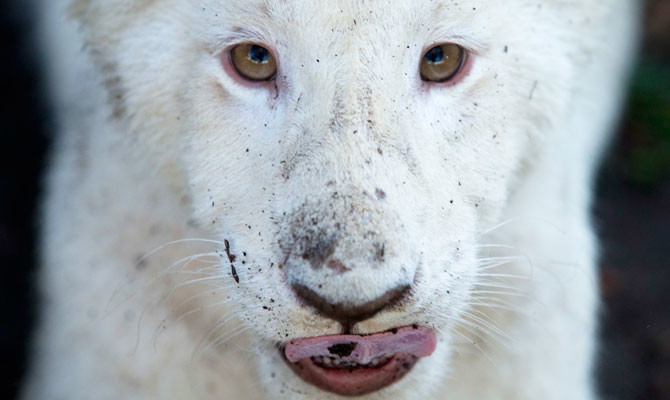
[24,0,637,399]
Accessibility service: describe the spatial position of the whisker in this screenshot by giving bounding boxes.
[458,311,512,346]
[476,219,516,237]
[105,251,222,316]
[434,321,498,366]
[474,272,531,280]
[469,289,530,299]
[136,238,225,267]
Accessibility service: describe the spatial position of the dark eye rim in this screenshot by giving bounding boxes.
[420,43,469,84]
[227,42,278,83]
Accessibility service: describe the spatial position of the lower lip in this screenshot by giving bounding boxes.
[283,352,419,396]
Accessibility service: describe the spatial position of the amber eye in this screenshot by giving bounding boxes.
[420,43,466,83]
[230,44,277,81]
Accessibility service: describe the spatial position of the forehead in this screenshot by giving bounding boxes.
[205,0,485,35]
[216,0,480,19]
[197,0,491,58]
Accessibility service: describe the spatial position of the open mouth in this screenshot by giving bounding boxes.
[282,325,437,396]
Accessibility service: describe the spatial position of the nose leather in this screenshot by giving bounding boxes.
[292,283,410,327]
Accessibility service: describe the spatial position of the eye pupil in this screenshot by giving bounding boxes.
[249,45,269,64]
[425,46,444,64]
[229,43,277,81]
[420,43,466,83]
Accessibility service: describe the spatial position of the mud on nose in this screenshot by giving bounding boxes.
[280,193,392,270]
[280,195,414,327]
[287,232,411,329]
[292,283,410,327]
[293,226,387,272]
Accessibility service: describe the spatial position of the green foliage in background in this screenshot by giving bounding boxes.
[624,61,670,188]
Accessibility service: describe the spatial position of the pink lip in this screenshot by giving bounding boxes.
[283,325,437,396]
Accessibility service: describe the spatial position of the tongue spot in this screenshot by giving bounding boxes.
[327,342,358,357]
[284,326,437,396]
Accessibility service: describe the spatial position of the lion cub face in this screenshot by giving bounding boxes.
[76,0,587,396]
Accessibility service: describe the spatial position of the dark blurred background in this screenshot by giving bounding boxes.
[1,1,668,399]
[596,1,670,398]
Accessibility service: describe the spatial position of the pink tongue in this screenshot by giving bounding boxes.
[284,326,437,364]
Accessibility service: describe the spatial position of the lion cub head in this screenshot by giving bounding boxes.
[72,0,620,397]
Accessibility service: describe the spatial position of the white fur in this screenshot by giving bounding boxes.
[24,0,638,399]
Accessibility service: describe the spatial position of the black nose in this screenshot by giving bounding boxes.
[292,283,410,327]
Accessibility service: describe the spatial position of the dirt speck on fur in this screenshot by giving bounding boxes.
[231,265,239,283]
[224,239,237,263]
